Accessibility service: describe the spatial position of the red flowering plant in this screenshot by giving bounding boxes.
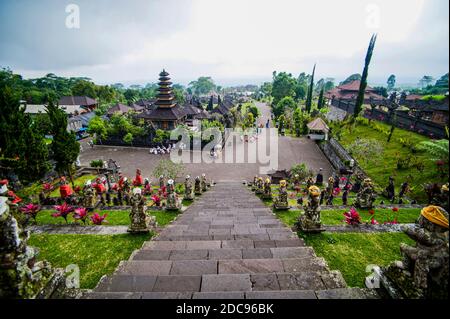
[73,208,89,225]
[158,186,167,198]
[343,207,361,226]
[333,187,341,196]
[385,207,399,224]
[370,218,379,225]
[151,194,161,207]
[90,212,108,225]
[74,185,82,194]
[42,183,54,193]
[20,203,41,222]
[52,202,75,223]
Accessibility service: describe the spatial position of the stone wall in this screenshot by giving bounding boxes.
[318,138,367,177]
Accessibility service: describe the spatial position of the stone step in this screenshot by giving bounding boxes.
[84,287,380,299]
[143,239,304,250]
[115,256,327,276]
[94,270,346,293]
[132,246,313,261]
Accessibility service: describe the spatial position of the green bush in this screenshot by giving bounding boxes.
[90,159,104,168]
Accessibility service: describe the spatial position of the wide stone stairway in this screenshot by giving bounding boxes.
[84,182,378,299]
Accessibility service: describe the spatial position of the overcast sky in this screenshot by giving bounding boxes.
[0,0,448,86]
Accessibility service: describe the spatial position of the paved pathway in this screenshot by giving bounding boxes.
[84,182,377,299]
[78,102,333,182]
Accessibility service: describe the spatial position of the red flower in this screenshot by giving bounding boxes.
[73,208,88,224]
[370,218,379,225]
[42,183,54,192]
[368,209,375,215]
[20,203,41,221]
[333,187,341,196]
[74,186,82,193]
[52,202,74,223]
[343,207,361,225]
[392,207,399,212]
[90,212,108,225]
[151,195,161,206]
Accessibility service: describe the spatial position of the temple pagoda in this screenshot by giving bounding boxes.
[138,70,187,130]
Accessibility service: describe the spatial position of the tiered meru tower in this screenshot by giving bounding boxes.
[155,69,176,108]
[138,69,186,130]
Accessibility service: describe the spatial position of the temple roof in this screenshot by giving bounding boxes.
[325,80,383,100]
[307,117,329,132]
[137,104,186,121]
[107,103,132,115]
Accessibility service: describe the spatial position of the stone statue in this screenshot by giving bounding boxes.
[194,176,202,195]
[82,180,97,210]
[143,178,152,196]
[352,173,364,193]
[355,178,376,209]
[297,186,324,233]
[262,178,272,200]
[201,174,208,192]
[378,206,449,299]
[315,168,324,186]
[166,179,181,211]
[128,188,154,233]
[292,174,301,191]
[398,182,410,200]
[306,176,314,190]
[159,175,165,189]
[274,180,289,210]
[325,176,334,205]
[383,176,395,202]
[251,175,258,191]
[0,180,59,298]
[255,177,264,195]
[184,175,194,200]
[122,178,131,206]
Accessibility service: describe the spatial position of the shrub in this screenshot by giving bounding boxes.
[343,207,361,225]
[290,163,314,181]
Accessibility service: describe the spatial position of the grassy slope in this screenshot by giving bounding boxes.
[301,232,414,287]
[333,120,446,202]
[29,233,152,289]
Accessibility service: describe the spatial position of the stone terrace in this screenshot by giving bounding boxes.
[84,182,378,299]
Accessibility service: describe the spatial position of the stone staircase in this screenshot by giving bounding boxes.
[83,182,378,299]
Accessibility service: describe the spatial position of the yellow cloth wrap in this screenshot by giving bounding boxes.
[421,206,449,228]
[309,186,321,197]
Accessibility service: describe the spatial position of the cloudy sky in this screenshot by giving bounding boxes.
[0,0,448,86]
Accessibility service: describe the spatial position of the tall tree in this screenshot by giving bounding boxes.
[353,34,377,117]
[387,74,396,91]
[419,75,434,88]
[305,64,316,113]
[46,100,80,186]
[271,72,297,105]
[207,96,214,111]
[317,87,325,110]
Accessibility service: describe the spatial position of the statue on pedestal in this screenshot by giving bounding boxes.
[292,174,301,192]
[166,179,181,211]
[383,176,396,202]
[274,180,289,210]
[255,177,264,195]
[377,206,449,299]
[355,178,376,209]
[296,186,324,233]
[251,176,258,191]
[262,178,272,200]
[133,169,143,186]
[184,175,194,200]
[82,180,96,210]
[194,176,202,195]
[0,180,60,298]
[128,188,154,233]
[201,174,208,192]
[306,176,314,190]
[159,175,165,189]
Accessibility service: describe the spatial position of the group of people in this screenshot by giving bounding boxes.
[149,144,177,155]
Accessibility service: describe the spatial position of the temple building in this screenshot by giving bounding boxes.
[138,70,187,130]
[325,80,384,103]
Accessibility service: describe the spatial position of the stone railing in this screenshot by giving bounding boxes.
[318,138,367,177]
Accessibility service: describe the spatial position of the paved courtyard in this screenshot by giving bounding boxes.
[79,102,333,182]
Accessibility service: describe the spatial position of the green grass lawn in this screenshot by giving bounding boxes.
[29,233,152,289]
[331,119,447,202]
[274,207,420,227]
[33,208,181,227]
[49,174,97,197]
[302,232,415,287]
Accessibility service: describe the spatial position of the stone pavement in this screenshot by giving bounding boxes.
[84,182,378,299]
